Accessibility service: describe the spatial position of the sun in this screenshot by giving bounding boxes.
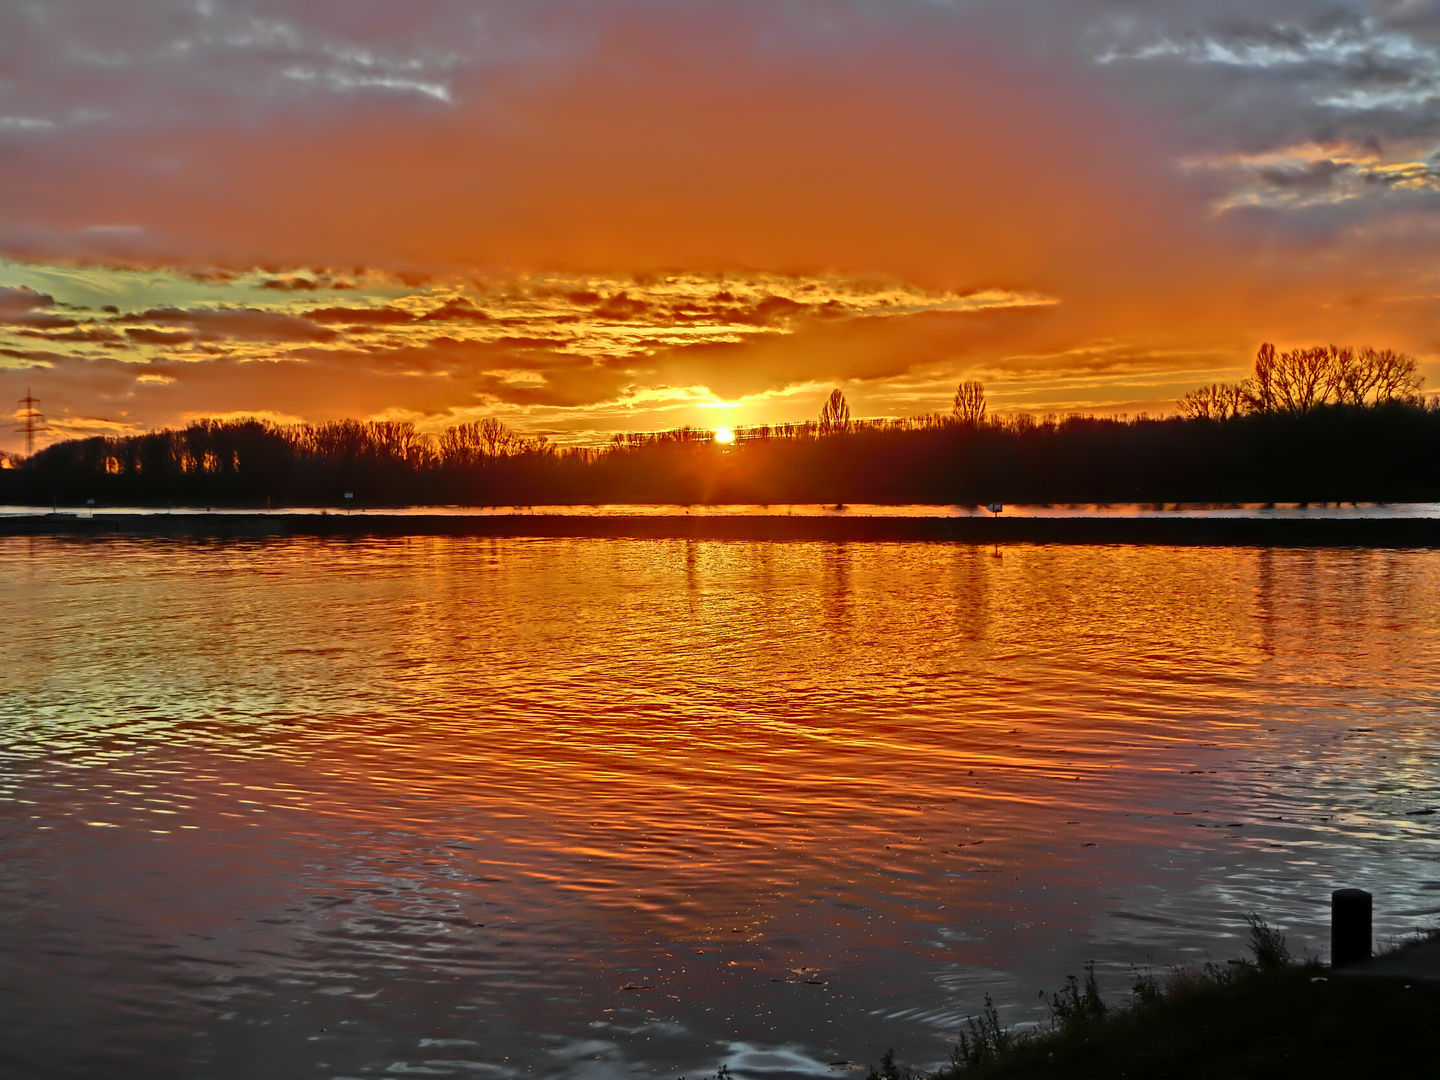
[714,426,735,444]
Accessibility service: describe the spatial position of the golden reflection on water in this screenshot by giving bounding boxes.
[3,538,1440,1079]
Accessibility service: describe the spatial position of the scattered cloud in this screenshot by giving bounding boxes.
[0,0,482,133]
[1184,141,1440,211]
[280,66,454,104]
[1095,18,1438,84]
[0,117,58,132]
[0,260,1062,441]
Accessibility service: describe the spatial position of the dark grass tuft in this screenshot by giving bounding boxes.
[854,919,1440,1079]
[926,966,1440,1078]
[1244,913,1291,970]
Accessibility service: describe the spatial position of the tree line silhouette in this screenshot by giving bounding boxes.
[1177,343,1424,419]
[4,343,1437,506]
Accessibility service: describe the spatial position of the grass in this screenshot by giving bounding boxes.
[862,917,1440,1080]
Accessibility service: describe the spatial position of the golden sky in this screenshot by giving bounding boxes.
[4,1,1440,450]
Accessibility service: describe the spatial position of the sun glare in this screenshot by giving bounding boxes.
[714,427,735,444]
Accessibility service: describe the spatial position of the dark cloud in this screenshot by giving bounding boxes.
[1256,160,1351,192]
[259,273,357,291]
[117,306,338,342]
[1089,3,1440,143]
[0,286,74,327]
[491,335,570,350]
[586,289,897,329]
[261,276,322,291]
[126,327,196,345]
[0,345,71,364]
[18,326,123,343]
[0,285,55,314]
[732,295,807,326]
[183,269,240,283]
[2,311,79,330]
[306,305,415,325]
[593,292,650,320]
[419,298,491,322]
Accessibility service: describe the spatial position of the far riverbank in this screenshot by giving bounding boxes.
[5,509,1440,546]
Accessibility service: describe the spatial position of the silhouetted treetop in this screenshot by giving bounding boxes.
[1179,343,1423,419]
[952,381,987,426]
[819,388,851,435]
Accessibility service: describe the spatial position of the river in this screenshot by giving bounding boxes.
[3,536,1439,1079]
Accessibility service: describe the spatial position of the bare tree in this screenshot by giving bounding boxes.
[1007,411,1037,433]
[440,417,528,465]
[293,419,429,467]
[478,417,514,456]
[1245,342,1280,414]
[1324,346,1366,405]
[370,420,430,467]
[1320,344,1420,405]
[1271,346,1332,413]
[818,388,851,435]
[952,381,987,425]
[439,424,478,467]
[1364,348,1424,404]
[1177,382,1247,420]
[1192,341,1425,416]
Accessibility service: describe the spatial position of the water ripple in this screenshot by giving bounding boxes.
[3,538,1440,1078]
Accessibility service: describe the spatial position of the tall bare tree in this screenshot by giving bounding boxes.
[952,381,987,425]
[818,388,851,435]
[1245,342,1280,414]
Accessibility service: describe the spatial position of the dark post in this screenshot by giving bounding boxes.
[1332,888,1372,967]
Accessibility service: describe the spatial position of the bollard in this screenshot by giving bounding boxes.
[1331,888,1372,968]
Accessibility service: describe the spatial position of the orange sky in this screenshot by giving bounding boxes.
[3,1,1440,451]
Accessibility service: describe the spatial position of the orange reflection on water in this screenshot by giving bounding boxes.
[3,538,1440,1078]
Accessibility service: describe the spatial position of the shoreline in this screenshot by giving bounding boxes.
[876,931,1440,1079]
[5,511,1440,545]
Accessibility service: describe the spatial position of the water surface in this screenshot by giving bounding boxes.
[3,537,1439,1079]
[6,500,1440,519]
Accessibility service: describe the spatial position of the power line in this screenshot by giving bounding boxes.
[16,389,46,456]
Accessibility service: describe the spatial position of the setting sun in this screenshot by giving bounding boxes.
[714,426,735,443]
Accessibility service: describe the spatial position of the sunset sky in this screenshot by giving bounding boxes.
[4,0,1440,451]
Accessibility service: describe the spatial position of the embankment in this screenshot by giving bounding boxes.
[4,512,1440,546]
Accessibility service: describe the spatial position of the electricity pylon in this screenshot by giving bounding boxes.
[15,389,45,456]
